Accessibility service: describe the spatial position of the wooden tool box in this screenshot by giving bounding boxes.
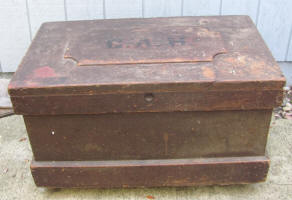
[9,16,285,188]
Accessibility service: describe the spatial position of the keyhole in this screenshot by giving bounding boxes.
[144,93,154,102]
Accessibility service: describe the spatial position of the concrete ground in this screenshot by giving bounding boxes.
[0,115,291,200]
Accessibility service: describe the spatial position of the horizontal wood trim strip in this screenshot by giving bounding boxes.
[12,90,283,115]
[31,156,270,188]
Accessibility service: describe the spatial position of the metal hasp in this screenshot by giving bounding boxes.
[9,16,285,188]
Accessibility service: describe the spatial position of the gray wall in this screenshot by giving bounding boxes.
[1,0,292,72]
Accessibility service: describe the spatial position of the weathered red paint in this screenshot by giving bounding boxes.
[33,66,56,78]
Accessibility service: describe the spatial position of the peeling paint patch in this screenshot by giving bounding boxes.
[33,66,56,78]
[24,80,38,87]
[163,133,169,155]
[84,143,102,152]
[202,66,215,79]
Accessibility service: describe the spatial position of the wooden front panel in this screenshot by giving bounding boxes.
[24,110,272,161]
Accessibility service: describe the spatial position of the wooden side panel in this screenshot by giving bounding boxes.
[65,0,104,20]
[183,0,221,16]
[105,0,142,19]
[257,0,292,61]
[24,110,271,161]
[31,156,270,188]
[221,0,259,23]
[0,1,30,72]
[27,0,65,37]
[144,0,182,18]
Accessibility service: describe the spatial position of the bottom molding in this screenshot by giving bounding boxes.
[31,156,269,188]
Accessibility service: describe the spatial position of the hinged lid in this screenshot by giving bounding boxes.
[9,16,285,115]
